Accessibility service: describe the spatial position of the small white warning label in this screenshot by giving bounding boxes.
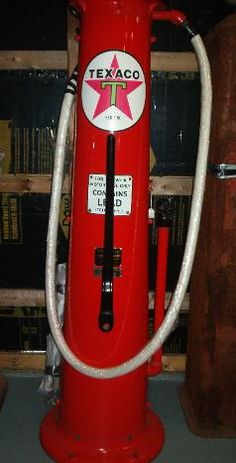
[88,174,133,215]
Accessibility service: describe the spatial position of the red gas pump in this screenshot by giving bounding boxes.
[40,1,212,462]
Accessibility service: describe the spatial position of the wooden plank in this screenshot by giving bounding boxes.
[150,176,193,196]
[67,11,78,174]
[0,174,192,195]
[0,50,197,72]
[162,354,186,372]
[0,289,45,307]
[0,174,70,194]
[149,291,189,312]
[151,51,198,72]
[0,288,189,312]
[0,50,68,70]
[0,351,186,371]
[67,10,79,76]
[0,120,12,173]
[0,352,45,371]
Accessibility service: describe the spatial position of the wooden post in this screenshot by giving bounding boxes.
[180,14,236,438]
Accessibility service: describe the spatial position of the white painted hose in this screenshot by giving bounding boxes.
[46,34,212,379]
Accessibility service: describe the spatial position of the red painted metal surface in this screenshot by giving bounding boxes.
[152,9,187,24]
[40,1,184,461]
[149,227,170,376]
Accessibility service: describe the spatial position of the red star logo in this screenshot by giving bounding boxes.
[85,55,143,120]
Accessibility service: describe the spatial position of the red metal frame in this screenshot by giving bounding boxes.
[149,226,170,376]
[40,1,185,461]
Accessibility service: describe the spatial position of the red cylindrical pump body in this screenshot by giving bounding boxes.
[41,1,165,461]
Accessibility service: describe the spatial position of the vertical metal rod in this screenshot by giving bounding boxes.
[99,134,115,332]
[148,226,170,376]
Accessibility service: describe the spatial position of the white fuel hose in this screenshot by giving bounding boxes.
[46,34,212,379]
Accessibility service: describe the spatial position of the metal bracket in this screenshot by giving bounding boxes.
[209,163,236,179]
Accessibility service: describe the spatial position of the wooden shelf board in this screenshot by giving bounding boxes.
[0,288,189,311]
[150,176,193,196]
[0,174,192,196]
[0,352,45,371]
[0,50,198,72]
[0,174,70,194]
[151,51,198,72]
[0,289,45,307]
[0,351,186,372]
[0,50,68,70]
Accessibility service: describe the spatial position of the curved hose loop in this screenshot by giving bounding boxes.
[46,34,212,379]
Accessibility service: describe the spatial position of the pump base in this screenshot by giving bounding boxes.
[40,406,164,462]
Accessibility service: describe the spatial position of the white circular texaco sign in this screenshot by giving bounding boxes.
[81,50,146,132]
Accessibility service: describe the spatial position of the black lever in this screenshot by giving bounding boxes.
[98,134,115,332]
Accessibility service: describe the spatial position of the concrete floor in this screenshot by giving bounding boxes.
[0,372,235,462]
